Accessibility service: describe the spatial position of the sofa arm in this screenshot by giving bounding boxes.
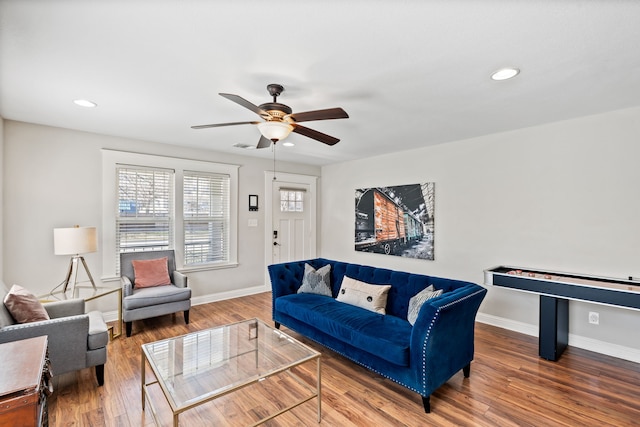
[173,271,188,288]
[410,284,487,396]
[0,314,89,344]
[121,276,133,297]
[268,261,308,298]
[44,298,85,319]
[0,314,91,375]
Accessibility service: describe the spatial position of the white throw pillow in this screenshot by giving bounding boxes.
[407,285,443,325]
[336,276,391,314]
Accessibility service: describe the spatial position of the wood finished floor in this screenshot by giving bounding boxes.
[48,292,640,426]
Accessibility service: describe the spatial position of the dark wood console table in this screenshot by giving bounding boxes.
[0,336,51,427]
[484,266,640,361]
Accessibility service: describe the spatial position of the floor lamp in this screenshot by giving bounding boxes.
[54,226,98,293]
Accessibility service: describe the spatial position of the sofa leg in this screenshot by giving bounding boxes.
[274,321,281,329]
[96,364,104,386]
[184,310,190,324]
[125,321,132,337]
[463,363,471,378]
[422,395,431,413]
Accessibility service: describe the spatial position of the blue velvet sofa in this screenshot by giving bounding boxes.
[269,258,487,413]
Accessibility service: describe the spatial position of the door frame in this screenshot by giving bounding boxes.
[264,171,318,287]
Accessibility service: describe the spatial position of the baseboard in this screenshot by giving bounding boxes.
[476,312,640,363]
[102,284,269,323]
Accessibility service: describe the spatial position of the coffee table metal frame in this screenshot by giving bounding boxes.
[141,318,321,426]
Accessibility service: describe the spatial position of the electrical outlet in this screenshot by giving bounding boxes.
[588,311,599,325]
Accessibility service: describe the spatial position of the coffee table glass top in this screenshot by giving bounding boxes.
[142,318,319,410]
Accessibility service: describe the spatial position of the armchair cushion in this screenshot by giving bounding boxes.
[123,285,191,311]
[3,284,50,323]
[132,257,171,288]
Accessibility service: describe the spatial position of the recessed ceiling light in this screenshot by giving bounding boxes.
[73,99,97,108]
[490,67,520,81]
[282,142,295,147]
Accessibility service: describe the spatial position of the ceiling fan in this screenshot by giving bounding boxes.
[191,84,349,149]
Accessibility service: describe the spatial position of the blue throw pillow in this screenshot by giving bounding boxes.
[407,285,443,325]
[297,263,332,297]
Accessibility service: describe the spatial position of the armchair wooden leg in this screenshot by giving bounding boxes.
[125,321,132,337]
[184,310,190,324]
[274,321,281,329]
[96,364,104,386]
[463,363,471,378]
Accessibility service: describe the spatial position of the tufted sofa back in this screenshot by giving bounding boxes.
[269,258,477,319]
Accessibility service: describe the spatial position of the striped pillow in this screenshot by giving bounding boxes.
[407,285,443,325]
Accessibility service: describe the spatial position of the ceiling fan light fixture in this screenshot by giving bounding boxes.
[257,121,293,142]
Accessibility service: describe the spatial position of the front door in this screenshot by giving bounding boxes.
[264,172,317,275]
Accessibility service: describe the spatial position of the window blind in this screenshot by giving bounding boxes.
[183,171,230,266]
[116,165,174,271]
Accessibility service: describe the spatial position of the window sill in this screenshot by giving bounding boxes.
[179,262,239,273]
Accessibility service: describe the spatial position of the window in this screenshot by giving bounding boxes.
[102,150,238,278]
[280,189,304,212]
[116,166,174,259]
[183,171,230,265]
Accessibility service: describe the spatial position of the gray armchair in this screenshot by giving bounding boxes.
[120,250,191,337]
[0,283,108,386]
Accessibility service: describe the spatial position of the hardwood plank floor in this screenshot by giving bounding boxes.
[47,292,640,426]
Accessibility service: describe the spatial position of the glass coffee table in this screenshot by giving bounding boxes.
[141,318,321,426]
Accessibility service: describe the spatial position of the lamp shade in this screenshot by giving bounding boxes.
[54,226,97,255]
[257,121,294,142]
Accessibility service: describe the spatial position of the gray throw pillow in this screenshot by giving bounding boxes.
[407,285,443,325]
[297,263,332,297]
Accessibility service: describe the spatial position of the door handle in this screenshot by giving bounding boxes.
[273,242,281,246]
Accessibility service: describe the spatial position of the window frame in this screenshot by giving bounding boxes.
[101,149,238,280]
[183,170,231,267]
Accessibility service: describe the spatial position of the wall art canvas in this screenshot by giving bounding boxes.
[355,183,435,260]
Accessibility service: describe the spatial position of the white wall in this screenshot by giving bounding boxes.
[320,106,640,362]
[0,117,4,279]
[2,120,320,314]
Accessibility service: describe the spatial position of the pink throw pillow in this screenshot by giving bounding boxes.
[132,257,171,288]
[3,284,50,323]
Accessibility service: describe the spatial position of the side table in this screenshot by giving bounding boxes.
[0,336,51,427]
[39,286,122,339]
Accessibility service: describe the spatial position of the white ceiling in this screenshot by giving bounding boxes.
[1,1,640,166]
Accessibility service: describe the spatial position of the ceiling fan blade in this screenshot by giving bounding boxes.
[219,93,270,118]
[287,107,349,123]
[191,121,260,129]
[292,124,340,146]
[256,135,272,149]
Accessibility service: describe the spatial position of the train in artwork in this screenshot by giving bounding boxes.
[355,184,434,259]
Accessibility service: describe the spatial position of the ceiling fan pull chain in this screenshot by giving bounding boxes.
[273,143,277,181]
